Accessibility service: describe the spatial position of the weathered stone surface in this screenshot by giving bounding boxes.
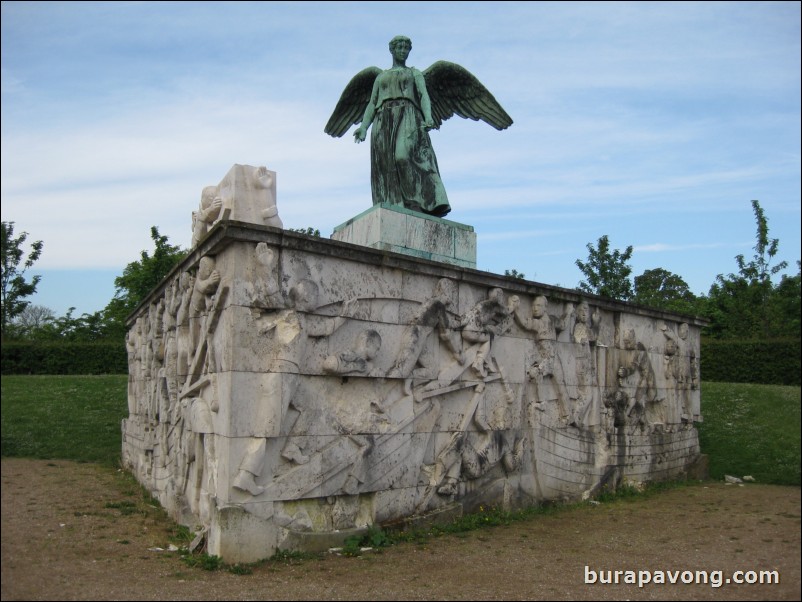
[192,164,281,248]
[332,204,476,268]
[122,167,704,562]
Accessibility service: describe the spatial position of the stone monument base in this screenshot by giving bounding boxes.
[331,203,476,268]
[122,221,704,563]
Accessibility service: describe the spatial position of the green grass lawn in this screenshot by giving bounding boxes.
[697,381,800,486]
[1,375,799,486]
[1,374,128,466]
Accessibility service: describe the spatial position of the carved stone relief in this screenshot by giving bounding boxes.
[192,164,282,248]
[122,166,703,563]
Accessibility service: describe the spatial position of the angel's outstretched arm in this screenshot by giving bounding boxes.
[354,77,380,143]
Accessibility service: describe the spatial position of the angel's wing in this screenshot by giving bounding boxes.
[423,61,513,131]
[324,66,382,138]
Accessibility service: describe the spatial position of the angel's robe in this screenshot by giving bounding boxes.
[369,67,450,217]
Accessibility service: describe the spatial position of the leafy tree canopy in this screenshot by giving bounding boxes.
[1,221,44,338]
[633,268,700,315]
[104,226,187,330]
[575,235,633,300]
[288,227,321,237]
[705,200,797,339]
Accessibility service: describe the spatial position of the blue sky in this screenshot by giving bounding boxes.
[2,1,800,317]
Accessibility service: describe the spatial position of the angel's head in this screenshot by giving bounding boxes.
[389,35,412,54]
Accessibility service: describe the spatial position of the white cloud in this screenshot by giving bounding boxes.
[634,242,742,253]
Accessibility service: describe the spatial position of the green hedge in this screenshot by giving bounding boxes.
[1,342,127,375]
[700,338,800,386]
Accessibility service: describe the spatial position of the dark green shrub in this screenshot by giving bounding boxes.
[1,342,127,375]
[701,338,800,386]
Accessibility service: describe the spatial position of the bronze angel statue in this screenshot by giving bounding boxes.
[325,35,512,218]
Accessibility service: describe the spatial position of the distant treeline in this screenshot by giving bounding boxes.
[1,342,127,375]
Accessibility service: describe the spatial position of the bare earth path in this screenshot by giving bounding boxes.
[2,458,800,601]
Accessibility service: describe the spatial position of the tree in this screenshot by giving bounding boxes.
[504,268,526,280]
[633,268,699,315]
[737,199,788,287]
[288,227,321,237]
[768,261,801,339]
[705,200,794,338]
[770,261,801,338]
[30,307,115,342]
[575,235,633,300]
[102,226,187,339]
[12,304,55,336]
[1,221,44,339]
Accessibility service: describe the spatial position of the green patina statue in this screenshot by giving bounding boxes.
[325,36,513,218]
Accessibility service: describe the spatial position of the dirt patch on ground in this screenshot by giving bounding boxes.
[1,458,799,601]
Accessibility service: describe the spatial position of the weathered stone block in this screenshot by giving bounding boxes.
[332,203,477,268]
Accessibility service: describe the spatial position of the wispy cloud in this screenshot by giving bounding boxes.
[634,242,745,253]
